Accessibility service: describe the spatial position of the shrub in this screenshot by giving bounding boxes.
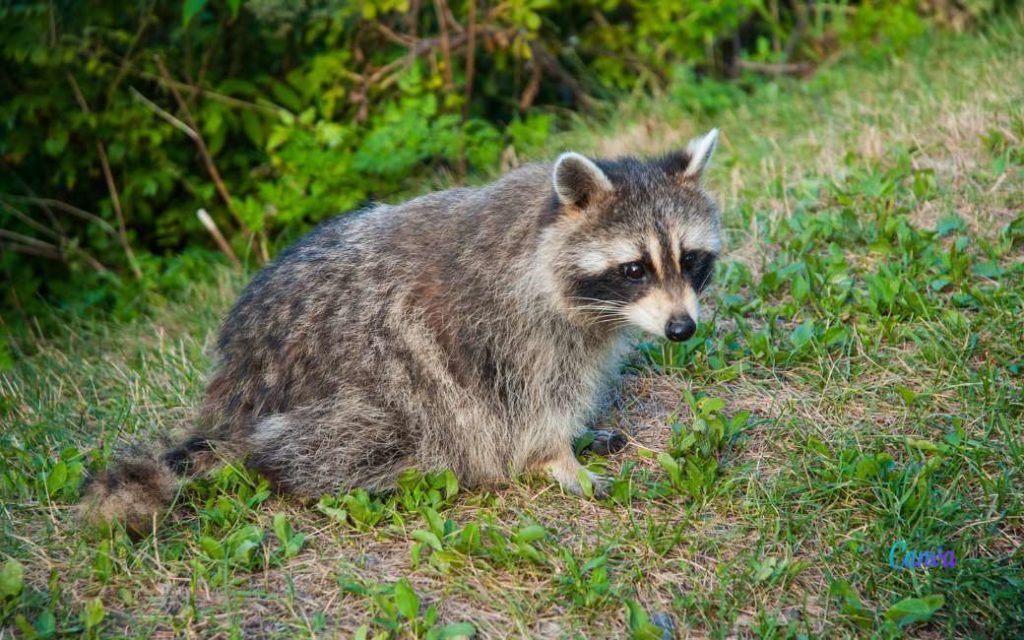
[0,0,999,324]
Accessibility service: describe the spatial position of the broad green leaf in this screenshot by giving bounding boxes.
[35,610,56,636]
[829,579,873,629]
[789,320,816,348]
[200,536,224,560]
[514,524,546,544]
[273,513,291,544]
[411,529,443,552]
[46,462,68,494]
[81,597,105,629]
[394,579,419,620]
[884,594,945,627]
[625,600,663,640]
[895,385,918,405]
[444,469,459,499]
[0,559,24,598]
[433,621,476,638]
[182,0,209,28]
[576,469,594,498]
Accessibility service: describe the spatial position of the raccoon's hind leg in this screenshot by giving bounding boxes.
[247,405,419,498]
[78,432,226,536]
[576,429,628,456]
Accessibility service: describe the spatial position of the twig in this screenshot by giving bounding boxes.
[197,208,242,270]
[0,200,58,240]
[3,241,62,261]
[365,27,511,88]
[407,0,420,37]
[518,59,542,111]
[463,0,477,120]
[67,73,144,280]
[152,55,267,262]
[529,43,598,109]
[735,60,815,75]
[129,87,198,140]
[443,3,465,34]
[0,195,117,236]
[130,66,289,116]
[4,170,65,236]
[454,0,478,177]
[376,22,416,47]
[432,0,455,90]
[152,56,235,213]
[65,39,291,117]
[0,228,53,249]
[1,228,109,273]
[106,0,156,102]
[783,0,811,62]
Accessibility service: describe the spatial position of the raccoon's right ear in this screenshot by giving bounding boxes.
[662,128,719,183]
[553,152,614,211]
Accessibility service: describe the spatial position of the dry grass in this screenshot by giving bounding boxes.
[3,16,1024,640]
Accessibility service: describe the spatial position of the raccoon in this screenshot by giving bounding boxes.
[80,129,723,535]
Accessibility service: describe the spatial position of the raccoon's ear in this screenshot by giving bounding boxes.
[683,128,719,179]
[665,129,719,182]
[553,152,614,211]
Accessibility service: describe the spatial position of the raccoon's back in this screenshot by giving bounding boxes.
[203,167,553,433]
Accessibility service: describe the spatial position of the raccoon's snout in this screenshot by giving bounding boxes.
[665,316,696,342]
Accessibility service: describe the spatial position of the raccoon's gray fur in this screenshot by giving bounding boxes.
[80,130,723,535]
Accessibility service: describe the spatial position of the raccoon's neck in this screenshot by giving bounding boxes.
[500,281,629,413]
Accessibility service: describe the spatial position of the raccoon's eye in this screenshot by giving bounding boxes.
[681,250,716,292]
[620,262,647,281]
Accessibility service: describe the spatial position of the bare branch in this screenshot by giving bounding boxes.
[519,60,542,111]
[0,228,54,249]
[376,22,416,47]
[432,0,455,90]
[129,86,199,140]
[463,0,477,120]
[151,55,269,262]
[197,208,241,270]
[3,241,62,261]
[736,60,815,75]
[0,200,58,240]
[67,73,144,280]
[0,195,117,236]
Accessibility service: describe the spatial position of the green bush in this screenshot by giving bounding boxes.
[0,0,1000,325]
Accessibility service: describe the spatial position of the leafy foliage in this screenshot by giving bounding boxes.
[0,0,993,330]
[1,16,1023,635]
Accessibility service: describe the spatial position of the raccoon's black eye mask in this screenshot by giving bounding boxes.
[682,250,717,292]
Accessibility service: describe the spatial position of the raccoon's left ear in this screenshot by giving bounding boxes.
[664,128,719,182]
[553,152,614,211]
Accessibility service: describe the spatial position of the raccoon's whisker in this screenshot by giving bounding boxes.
[568,301,630,311]
[586,313,630,326]
[570,304,623,311]
[570,307,630,316]
[569,297,629,307]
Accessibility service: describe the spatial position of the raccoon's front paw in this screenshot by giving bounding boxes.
[548,458,609,499]
[577,470,611,499]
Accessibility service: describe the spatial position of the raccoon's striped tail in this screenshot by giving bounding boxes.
[78,433,216,537]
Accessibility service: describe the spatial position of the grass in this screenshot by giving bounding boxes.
[3,14,1024,639]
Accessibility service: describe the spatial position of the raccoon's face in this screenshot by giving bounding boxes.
[547,130,722,342]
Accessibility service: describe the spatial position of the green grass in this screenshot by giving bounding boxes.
[3,15,1024,639]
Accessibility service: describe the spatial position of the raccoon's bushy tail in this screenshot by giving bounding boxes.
[78,433,216,536]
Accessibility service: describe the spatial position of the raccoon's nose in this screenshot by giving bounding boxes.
[665,316,696,342]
